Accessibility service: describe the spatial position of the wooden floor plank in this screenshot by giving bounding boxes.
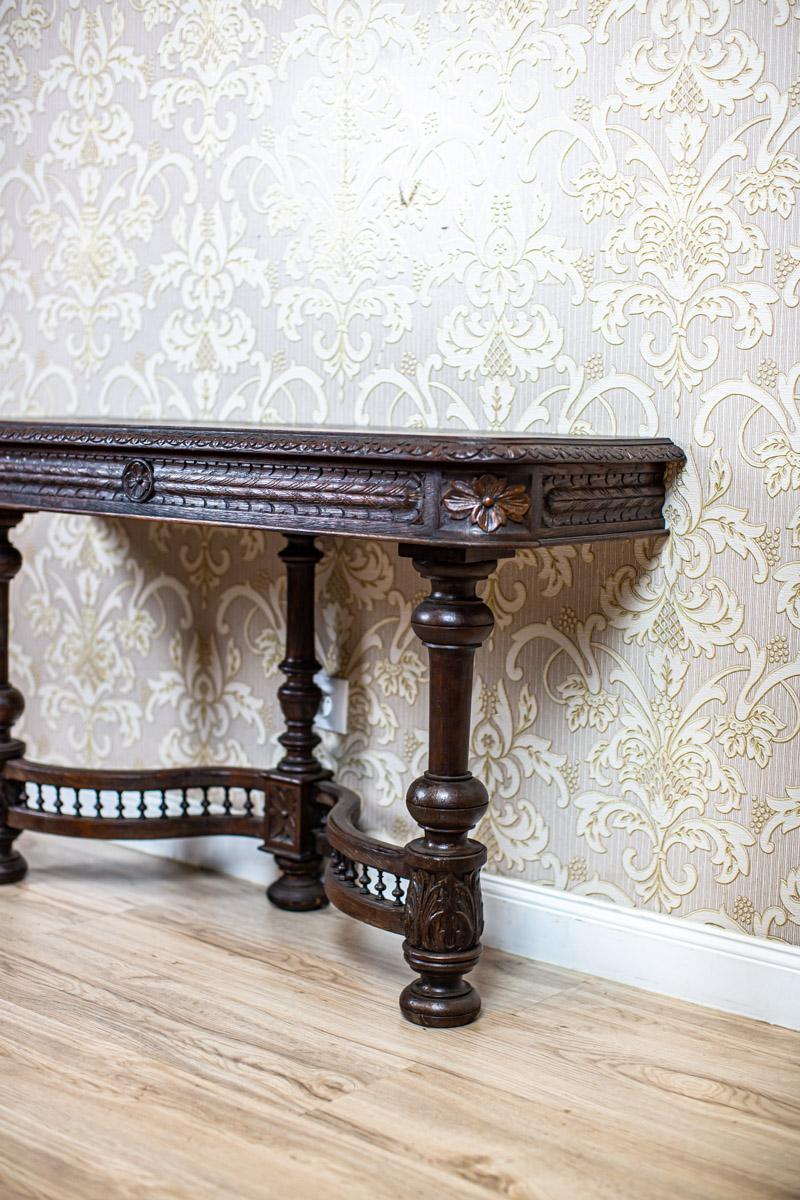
[0,937,409,1119]
[0,834,797,1200]
[0,1004,485,1200]
[306,1062,798,1200]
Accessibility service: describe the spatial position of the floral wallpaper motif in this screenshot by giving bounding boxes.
[3,0,800,943]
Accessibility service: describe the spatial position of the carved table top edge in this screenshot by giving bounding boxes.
[0,420,685,465]
[0,421,684,550]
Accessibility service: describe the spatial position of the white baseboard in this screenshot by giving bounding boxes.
[482,873,800,1032]
[118,835,279,888]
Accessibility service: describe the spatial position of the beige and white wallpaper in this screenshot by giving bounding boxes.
[2,0,800,943]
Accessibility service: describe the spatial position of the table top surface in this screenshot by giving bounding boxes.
[0,418,684,466]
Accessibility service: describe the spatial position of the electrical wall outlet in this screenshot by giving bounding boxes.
[314,671,349,735]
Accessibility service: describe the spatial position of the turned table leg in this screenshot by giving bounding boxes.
[399,547,499,1027]
[265,535,330,912]
[0,513,26,885]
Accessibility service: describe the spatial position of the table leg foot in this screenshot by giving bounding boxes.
[0,828,26,885]
[267,853,328,912]
[400,975,480,1028]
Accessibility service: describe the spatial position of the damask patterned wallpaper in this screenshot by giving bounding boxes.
[2,0,800,943]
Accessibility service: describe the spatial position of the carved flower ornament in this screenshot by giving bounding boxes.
[443,474,530,533]
[121,458,155,504]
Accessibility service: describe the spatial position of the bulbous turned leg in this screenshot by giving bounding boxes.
[399,548,501,1028]
[0,513,26,885]
[265,536,329,913]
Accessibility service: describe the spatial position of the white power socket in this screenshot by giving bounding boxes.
[314,671,349,735]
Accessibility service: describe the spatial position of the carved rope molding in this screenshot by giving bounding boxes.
[540,467,666,531]
[0,421,686,465]
[0,450,426,523]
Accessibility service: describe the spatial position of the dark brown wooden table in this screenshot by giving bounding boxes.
[0,420,683,1027]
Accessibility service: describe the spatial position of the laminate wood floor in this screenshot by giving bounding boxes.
[0,836,798,1200]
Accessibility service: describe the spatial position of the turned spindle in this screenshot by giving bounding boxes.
[265,535,330,912]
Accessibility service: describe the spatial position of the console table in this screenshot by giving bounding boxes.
[0,420,683,1027]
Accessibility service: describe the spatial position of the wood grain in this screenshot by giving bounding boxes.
[1,835,797,1200]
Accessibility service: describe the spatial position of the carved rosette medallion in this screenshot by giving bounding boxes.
[404,868,484,953]
[443,474,530,533]
[121,459,156,504]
